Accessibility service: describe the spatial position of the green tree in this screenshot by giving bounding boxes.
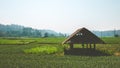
[44,32,49,37]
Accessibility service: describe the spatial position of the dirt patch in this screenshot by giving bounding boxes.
[114,52,120,56]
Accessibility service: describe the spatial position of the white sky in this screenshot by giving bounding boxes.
[0,0,120,33]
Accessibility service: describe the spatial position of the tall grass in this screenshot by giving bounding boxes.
[97,44,120,55]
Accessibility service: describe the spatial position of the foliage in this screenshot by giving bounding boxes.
[24,46,58,54]
[0,24,65,37]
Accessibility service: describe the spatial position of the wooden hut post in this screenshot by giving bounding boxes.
[82,43,84,48]
[70,43,73,49]
[86,44,88,48]
[90,44,91,49]
[93,44,96,49]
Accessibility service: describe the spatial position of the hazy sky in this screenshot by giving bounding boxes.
[0,0,120,33]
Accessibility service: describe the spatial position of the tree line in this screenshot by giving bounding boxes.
[0,24,66,37]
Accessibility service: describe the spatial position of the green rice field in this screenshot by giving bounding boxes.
[0,37,120,68]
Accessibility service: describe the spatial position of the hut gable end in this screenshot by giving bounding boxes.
[62,27,105,44]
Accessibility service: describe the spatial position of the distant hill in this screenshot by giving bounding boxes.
[92,30,120,37]
[0,24,120,37]
[0,24,65,37]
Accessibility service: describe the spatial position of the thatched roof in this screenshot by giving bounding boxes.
[62,27,105,44]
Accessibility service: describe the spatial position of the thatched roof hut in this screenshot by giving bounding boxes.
[62,27,105,49]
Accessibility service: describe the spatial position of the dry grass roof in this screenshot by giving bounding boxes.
[62,27,105,44]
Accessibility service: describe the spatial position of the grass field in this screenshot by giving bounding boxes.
[0,37,120,68]
[102,37,120,44]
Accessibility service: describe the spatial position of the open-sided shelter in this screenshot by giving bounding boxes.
[62,27,105,49]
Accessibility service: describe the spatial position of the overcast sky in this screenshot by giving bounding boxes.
[0,0,120,33]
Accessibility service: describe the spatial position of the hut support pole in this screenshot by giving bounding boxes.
[93,44,96,49]
[70,43,73,49]
[86,44,88,48]
[82,44,84,48]
[90,44,91,49]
